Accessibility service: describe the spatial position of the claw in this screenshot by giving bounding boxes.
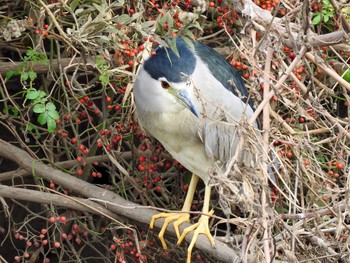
[178,210,215,263]
[150,212,190,249]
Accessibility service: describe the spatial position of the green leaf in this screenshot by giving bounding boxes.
[33,91,47,103]
[323,15,329,23]
[5,70,15,79]
[341,69,350,83]
[93,3,102,12]
[27,123,35,132]
[70,0,79,11]
[37,112,48,125]
[26,89,39,100]
[312,14,321,25]
[47,117,57,132]
[10,106,19,117]
[48,110,59,120]
[45,102,56,111]
[184,30,195,40]
[26,49,35,57]
[21,72,29,81]
[38,91,46,99]
[28,71,37,81]
[141,21,156,30]
[167,38,180,57]
[33,103,46,113]
[182,36,195,50]
[113,14,132,23]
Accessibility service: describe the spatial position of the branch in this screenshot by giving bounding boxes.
[0,184,120,220]
[0,57,95,77]
[0,139,239,263]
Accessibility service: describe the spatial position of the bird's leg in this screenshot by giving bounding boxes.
[177,184,215,263]
[149,174,199,249]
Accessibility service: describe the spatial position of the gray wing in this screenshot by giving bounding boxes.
[198,107,257,165]
[191,52,257,165]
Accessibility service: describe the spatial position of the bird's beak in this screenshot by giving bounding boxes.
[170,88,199,118]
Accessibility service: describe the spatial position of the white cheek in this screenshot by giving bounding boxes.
[134,68,178,113]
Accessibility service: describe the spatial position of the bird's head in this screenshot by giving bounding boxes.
[134,39,199,118]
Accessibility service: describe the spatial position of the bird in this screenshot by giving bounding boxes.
[133,37,256,263]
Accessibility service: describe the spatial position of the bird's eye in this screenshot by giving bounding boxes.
[161,81,170,89]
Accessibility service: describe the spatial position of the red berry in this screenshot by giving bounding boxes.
[336,162,344,169]
[71,137,77,144]
[140,145,147,151]
[154,175,161,183]
[59,216,67,222]
[110,244,117,250]
[41,30,48,37]
[106,96,112,103]
[44,24,49,29]
[138,164,145,171]
[138,155,146,163]
[138,45,144,51]
[183,184,189,191]
[54,242,60,248]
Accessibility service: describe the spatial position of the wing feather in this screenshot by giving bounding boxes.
[190,47,257,164]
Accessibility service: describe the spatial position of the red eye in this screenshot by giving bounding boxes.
[161,81,170,89]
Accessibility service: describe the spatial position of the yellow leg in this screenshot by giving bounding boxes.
[150,175,199,249]
[177,184,215,263]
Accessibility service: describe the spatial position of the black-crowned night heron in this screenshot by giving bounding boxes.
[134,38,255,262]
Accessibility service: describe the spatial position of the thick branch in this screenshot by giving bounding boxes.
[0,184,120,219]
[0,57,94,76]
[0,139,239,263]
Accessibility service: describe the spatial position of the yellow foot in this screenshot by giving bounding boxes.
[150,212,190,249]
[178,210,215,263]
